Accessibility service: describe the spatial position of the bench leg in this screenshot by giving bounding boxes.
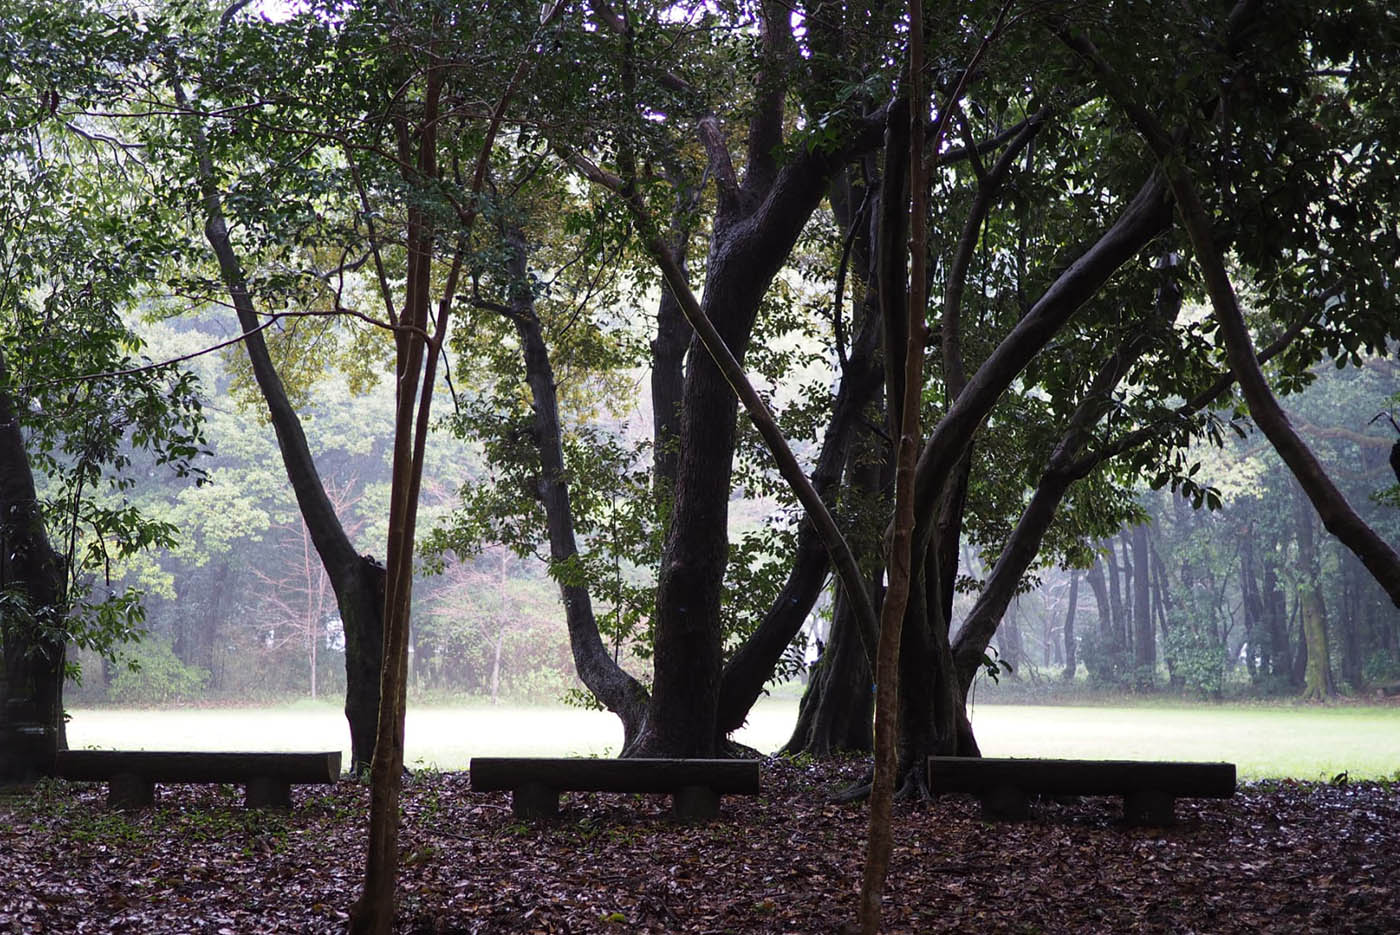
[672,785,720,820]
[1124,789,1175,826]
[511,781,559,819]
[108,773,155,809]
[245,776,292,809]
[979,783,1029,821]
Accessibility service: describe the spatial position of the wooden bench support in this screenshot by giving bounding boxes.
[471,757,760,820]
[55,750,340,809]
[108,772,156,809]
[512,780,560,819]
[929,756,1235,826]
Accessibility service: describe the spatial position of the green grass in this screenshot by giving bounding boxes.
[65,698,1400,781]
[968,703,1400,781]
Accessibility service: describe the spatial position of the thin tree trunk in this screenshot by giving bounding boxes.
[1263,562,1295,686]
[1063,571,1079,681]
[172,72,384,775]
[1132,521,1154,690]
[859,6,933,919]
[1295,486,1336,701]
[1239,533,1263,682]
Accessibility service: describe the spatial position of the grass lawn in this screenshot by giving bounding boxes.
[65,697,1400,781]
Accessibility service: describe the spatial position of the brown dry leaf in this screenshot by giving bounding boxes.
[2,761,1398,933]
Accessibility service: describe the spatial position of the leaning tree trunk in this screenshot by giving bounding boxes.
[0,374,67,783]
[498,226,650,743]
[1066,30,1400,608]
[175,77,384,775]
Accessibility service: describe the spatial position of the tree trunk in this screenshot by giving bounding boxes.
[629,107,857,757]
[1132,521,1154,690]
[0,372,67,783]
[1295,485,1336,701]
[175,79,384,774]
[1106,543,1128,665]
[1339,554,1364,691]
[1263,561,1294,686]
[782,571,877,756]
[500,227,649,741]
[1068,33,1400,607]
[1063,571,1079,681]
[650,218,691,501]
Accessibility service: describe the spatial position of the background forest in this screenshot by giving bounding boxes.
[63,343,1399,710]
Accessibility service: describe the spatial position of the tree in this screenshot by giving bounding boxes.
[0,0,206,778]
[1063,6,1400,607]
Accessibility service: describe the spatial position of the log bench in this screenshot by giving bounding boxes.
[469,757,761,819]
[928,756,1236,825]
[54,750,341,808]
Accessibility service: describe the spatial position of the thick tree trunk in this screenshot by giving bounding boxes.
[782,572,876,756]
[650,234,691,500]
[0,374,67,782]
[630,109,853,757]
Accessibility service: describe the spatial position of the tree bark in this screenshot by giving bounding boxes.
[782,567,877,756]
[1295,485,1336,701]
[1062,571,1080,681]
[1132,521,1154,690]
[0,370,67,782]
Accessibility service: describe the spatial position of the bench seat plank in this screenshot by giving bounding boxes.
[929,756,1236,825]
[55,750,340,808]
[470,757,760,819]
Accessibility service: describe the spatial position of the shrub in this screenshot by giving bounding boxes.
[109,638,210,705]
[1163,625,1227,698]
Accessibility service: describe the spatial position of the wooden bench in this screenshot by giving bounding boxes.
[928,756,1236,825]
[469,757,761,819]
[54,750,341,808]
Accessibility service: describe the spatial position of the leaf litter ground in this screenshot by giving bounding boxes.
[2,759,1397,933]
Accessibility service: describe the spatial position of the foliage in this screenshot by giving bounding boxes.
[0,0,208,679]
[107,638,210,706]
[1162,619,1228,699]
[1077,630,1128,689]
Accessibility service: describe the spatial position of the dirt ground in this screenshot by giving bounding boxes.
[3,758,1398,933]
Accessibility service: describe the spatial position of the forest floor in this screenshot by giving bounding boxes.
[2,758,1398,934]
